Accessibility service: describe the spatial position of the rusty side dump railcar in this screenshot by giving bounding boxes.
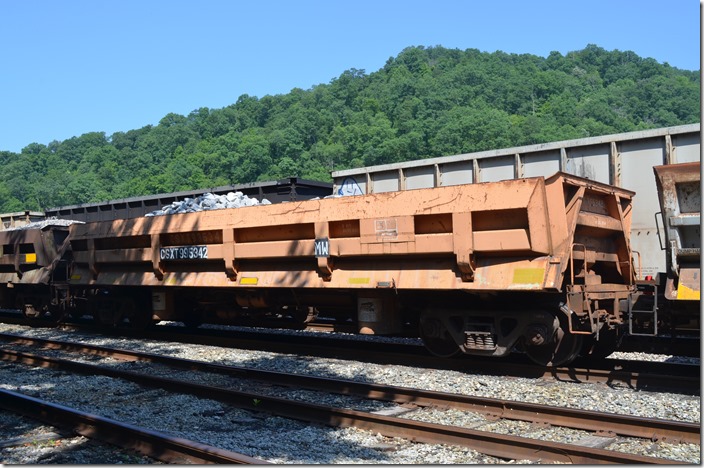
[646,162,701,337]
[0,223,73,319]
[653,162,701,302]
[65,172,637,365]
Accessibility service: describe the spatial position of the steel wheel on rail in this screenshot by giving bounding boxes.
[181,305,204,328]
[182,314,204,328]
[524,324,583,367]
[19,294,63,325]
[177,297,204,328]
[579,327,620,359]
[419,311,462,358]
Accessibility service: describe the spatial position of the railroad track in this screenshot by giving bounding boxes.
[1,308,700,358]
[0,407,157,464]
[0,332,697,464]
[304,319,702,358]
[90,322,702,394]
[0,389,267,464]
[0,310,698,393]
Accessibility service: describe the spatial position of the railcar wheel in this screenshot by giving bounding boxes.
[21,303,44,320]
[21,298,63,324]
[580,327,619,359]
[525,326,582,367]
[177,298,204,328]
[182,313,204,329]
[124,302,152,329]
[92,299,120,327]
[44,303,65,325]
[419,314,461,358]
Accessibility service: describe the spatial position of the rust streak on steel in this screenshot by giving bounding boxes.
[0,389,268,464]
[0,349,685,464]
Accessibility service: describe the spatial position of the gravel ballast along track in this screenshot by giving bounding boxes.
[0,323,699,464]
[0,410,159,464]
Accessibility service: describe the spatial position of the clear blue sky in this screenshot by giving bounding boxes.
[0,0,700,153]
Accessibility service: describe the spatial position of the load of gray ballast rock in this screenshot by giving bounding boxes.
[4,217,85,231]
[145,191,271,217]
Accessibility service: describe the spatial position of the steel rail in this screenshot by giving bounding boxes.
[1,315,698,392]
[0,348,686,464]
[110,324,702,394]
[3,307,698,358]
[1,333,699,444]
[0,388,267,464]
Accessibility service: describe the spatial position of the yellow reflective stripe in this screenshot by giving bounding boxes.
[512,268,545,284]
[677,282,700,300]
[348,277,370,284]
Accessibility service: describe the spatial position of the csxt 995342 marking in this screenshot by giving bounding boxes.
[160,246,208,260]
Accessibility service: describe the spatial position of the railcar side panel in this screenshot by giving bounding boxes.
[67,173,634,295]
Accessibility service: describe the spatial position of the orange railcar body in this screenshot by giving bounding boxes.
[67,172,636,296]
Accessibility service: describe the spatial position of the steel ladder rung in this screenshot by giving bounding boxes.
[628,283,658,336]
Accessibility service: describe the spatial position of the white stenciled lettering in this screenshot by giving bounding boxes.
[314,238,330,257]
[159,246,208,260]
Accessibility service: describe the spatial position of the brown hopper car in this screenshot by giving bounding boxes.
[1,171,643,365]
[0,224,72,319]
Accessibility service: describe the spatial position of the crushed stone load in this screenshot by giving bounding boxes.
[4,217,85,231]
[145,191,272,217]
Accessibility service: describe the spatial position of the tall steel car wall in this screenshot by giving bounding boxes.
[331,124,701,280]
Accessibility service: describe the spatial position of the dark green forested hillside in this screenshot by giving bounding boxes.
[0,44,699,212]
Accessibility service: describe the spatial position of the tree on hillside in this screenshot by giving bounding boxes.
[1,45,699,212]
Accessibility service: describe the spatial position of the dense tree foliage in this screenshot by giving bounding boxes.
[0,44,699,212]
